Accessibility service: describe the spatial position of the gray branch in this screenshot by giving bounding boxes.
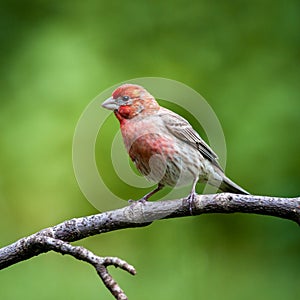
[0,193,299,299]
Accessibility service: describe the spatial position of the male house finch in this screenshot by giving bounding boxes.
[102,84,249,202]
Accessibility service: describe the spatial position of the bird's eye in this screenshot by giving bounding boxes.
[122,96,130,101]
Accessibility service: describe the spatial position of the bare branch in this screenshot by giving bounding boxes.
[37,236,136,300]
[0,193,299,299]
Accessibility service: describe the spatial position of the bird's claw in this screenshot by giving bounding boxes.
[138,198,148,204]
[186,192,197,215]
[128,198,148,206]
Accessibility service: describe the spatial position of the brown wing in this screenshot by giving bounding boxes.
[159,107,223,170]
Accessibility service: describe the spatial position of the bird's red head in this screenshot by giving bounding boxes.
[102,84,159,121]
[111,84,144,100]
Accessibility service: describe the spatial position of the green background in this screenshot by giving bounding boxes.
[0,0,299,299]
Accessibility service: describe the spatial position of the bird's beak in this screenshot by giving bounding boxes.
[101,97,118,111]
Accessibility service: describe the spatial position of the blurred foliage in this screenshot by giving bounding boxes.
[0,0,300,299]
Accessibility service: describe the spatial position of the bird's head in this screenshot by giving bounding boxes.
[102,84,159,121]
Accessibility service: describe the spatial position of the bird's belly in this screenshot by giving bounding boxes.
[163,144,202,187]
[128,134,202,187]
[128,133,175,178]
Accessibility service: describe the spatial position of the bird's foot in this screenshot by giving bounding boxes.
[186,192,197,215]
[128,197,148,206]
[138,197,148,204]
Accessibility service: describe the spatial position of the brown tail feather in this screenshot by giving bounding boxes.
[219,176,249,195]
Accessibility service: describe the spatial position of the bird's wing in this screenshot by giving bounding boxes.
[159,107,222,169]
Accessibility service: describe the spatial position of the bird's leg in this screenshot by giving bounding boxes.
[186,176,199,215]
[139,183,164,202]
[128,183,164,205]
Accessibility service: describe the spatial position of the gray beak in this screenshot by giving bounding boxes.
[101,97,118,110]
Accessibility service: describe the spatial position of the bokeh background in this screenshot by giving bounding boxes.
[0,0,299,299]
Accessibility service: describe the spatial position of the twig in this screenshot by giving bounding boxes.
[0,193,299,299]
[37,236,135,300]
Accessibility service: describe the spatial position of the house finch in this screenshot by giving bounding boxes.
[102,84,249,203]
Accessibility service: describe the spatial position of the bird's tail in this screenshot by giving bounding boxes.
[219,176,249,195]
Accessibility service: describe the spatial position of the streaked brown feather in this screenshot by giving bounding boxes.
[158,107,223,170]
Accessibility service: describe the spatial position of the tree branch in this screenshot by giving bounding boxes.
[0,193,299,299]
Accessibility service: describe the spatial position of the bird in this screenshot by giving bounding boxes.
[102,84,249,204]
